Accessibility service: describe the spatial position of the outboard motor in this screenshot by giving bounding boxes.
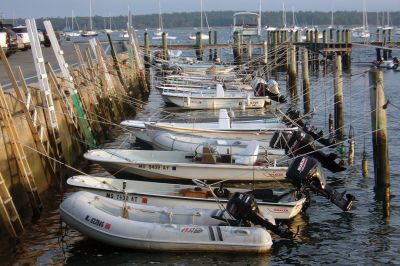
[226,192,294,238]
[269,131,293,149]
[265,79,287,103]
[286,131,346,173]
[252,78,287,103]
[286,156,355,211]
[393,57,399,70]
[284,108,336,147]
[170,65,183,75]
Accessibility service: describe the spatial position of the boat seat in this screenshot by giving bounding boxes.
[201,145,217,164]
[232,140,259,166]
[248,189,280,203]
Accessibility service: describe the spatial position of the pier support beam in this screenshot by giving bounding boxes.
[382,30,387,60]
[288,46,298,101]
[162,32,168,60]
[233,31,241,65]
[369,69,390,208]
[334,54,344,141]
[208,31,213,61]
[213,31,218,60]
[143,32,150,69]
[263,41,268,65]
[195,32,203,61]
[302,48,311,114]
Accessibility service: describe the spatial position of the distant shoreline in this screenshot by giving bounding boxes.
[2,11,399,30]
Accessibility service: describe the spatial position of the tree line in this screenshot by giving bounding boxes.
[2,11,399,31]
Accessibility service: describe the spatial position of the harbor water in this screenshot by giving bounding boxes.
[0,27,399,265]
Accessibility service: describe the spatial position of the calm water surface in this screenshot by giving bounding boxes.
[1,27,399,265]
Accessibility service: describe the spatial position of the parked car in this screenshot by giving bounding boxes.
[0,30,8,55]
[11,25,51,51]
[12,25,30,51]
[0,27,18,56]
[38,29,51,47]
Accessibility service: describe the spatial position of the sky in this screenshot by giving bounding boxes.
[0,0,399,19]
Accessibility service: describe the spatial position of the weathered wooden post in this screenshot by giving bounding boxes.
[302,48,311,114]
[334,54,344,141]
[195,32,203,61]
[213,30,218,60]
[272,31,277,67]
[288,45,298,100]
[329,28,334,43]
[314,29,319,70]
[294,31,299,43]
[263,41,268,65]
[107,33,126,89]
[343,29,352,70]
[382,30,387,60]
[341,29,346,45]
[336,29,341,43]
[388,29,392,58]
[305,30,310,43]
[208,30,213,61]
[143,32,150,69]
[247,41,253,64]
[161,32,168,60]
[323,30,327,45]
[233,31,241,65]
[369,69,390,212]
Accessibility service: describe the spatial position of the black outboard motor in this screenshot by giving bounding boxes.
[393,57,399,70]
[269,131,294,149]
[252,78,287,103]
[283,108,336,147]
[226,192,294,238]
[286,131,346,173]
[286,156,355,211]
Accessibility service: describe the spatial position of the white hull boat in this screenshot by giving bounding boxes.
[121,109,296,144]
[148,131,286,163]
[67,176,306,220]
[60,191,273,252]
[161,85,270,110]
[188,33,209,40]
[83,148,288,182]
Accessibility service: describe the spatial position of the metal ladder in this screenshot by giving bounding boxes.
[26,18,63,163]
[44,20,96,148]
[0,83,42,218]
[0,171,24,238]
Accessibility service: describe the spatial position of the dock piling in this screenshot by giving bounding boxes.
[334,54,344,141]
[369,69,390,199]
[195,32,203,61]
[288,46,298,100]
[302,48,311,114]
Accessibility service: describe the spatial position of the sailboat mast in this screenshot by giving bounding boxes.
[282,3,286,28]
[159,0,163,31]
[89,0,93,30]
[292,7,295,28]
[259,0,261,34]
[200,0,203,32]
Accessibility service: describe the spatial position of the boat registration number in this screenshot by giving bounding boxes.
[105,192,148,204]
[138,164,174,170]
[239,101,261,107]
